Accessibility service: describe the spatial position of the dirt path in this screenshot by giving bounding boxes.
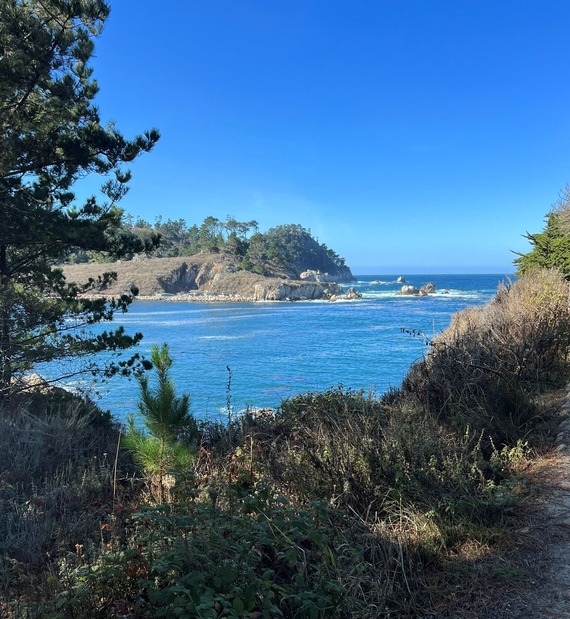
[479,394,570,618]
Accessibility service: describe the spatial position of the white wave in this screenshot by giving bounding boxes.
[361,291,400,299]
[129,309,202,317]
[124,319,206,328]
[360,288,485,301]
[432,289,482,299]
[197,335,247,341]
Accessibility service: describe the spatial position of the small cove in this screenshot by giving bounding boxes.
[48,273,511,421]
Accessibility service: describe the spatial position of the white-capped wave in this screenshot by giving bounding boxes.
[362,290,401,299]
[361,288,484,301]
[197,334,247,341]
[432,289,482,299]
[364,280,397,286]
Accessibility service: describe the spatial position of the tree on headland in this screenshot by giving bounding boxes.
[515,186,570,277]
[0,0,160,399]
[119,215,351,280]
[240,224,348,278]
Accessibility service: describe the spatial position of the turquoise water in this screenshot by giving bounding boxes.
[60,274,511,421]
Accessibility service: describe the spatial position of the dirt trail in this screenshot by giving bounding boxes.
[481,392,570,618]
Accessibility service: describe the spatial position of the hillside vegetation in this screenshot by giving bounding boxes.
[68,216,353,283]
[515,184,570,276]
[3,267,569,618]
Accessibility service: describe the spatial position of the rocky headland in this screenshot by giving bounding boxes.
[63,253,353,302]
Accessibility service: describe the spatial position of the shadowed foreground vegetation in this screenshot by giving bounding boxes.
[1,268,569,618]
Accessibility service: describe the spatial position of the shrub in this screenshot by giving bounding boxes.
[226,388,508,544]
[53,483,353,618]
[397,269,570,446]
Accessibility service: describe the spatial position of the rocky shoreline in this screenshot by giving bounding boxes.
[63,257,442,303]
[63,254,355,303]
[133,284,364,304]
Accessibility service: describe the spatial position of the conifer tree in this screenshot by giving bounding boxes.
[122,344,197,502]
[0,0,160,397]
[514,211,570,277]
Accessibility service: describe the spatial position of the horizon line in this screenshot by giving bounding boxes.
[351,267,516,275]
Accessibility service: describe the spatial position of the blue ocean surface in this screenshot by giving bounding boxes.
[57,274,512,422]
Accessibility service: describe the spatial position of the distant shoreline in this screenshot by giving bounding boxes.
[134,292,260,303]
[131,292,360,304]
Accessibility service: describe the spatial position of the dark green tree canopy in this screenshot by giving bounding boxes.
[515,186,570,278]
[0,0,160,397]
[240,224,349,279]
[119,215,352,280]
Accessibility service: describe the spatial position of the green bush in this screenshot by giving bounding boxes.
[53,483,351,618]
[231,387,511,544]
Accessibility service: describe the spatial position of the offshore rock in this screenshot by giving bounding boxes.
[420,282,436,294]
[345,287,363,300]
[399,282,437,296]
[400,285,421,295]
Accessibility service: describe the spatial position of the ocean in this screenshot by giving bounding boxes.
[62,274,512,422]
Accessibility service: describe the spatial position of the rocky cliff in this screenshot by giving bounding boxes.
[62,252,347,302]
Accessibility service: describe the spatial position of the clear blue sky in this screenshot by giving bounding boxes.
[87,1,570,274]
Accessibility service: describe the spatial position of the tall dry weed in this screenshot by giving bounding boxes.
[400,268,570,445]
[0,399,122,571]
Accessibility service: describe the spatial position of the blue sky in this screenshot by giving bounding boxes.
[88,1,570,274]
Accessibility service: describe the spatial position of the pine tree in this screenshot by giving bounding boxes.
[122,344,197,502]
[0,0,160,397]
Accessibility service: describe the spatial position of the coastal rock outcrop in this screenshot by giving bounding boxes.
[253,281,342,301]
[345,287,363,300]
[300,269,330,282]
[157,262,197,293]
[399,282,437,296]
[63,253,344,303]
[400,285,421,296]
